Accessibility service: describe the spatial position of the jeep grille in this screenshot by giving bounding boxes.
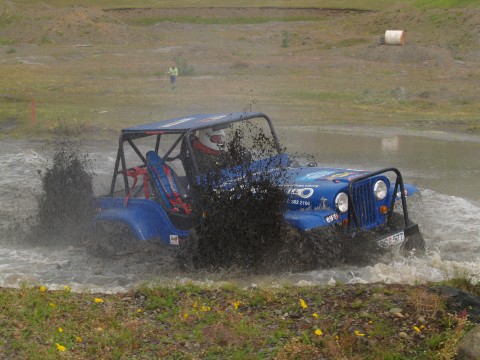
[351,178,376,229]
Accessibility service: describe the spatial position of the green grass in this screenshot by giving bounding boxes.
[0,10,20,28]
[0,38,16,45]
[2,281,471,358]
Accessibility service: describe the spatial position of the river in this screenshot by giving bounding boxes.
[0,126,479,293]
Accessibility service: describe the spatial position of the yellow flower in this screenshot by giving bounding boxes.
[183,313,189,319]
[55,343,66,352]
[299,298,308,309]
[63,285,71,292]
[94,298,104,303]
[39,285,47,293]
[413,326,421,333]
[355,330,365,337]
[315,329,323,336]
[420,325,425,329]
[233,301,241,310]
[76,336,83,343]
[49,302,56,309]
[312,313,319,319]
[137,309,142,313]
[201,305,211,312]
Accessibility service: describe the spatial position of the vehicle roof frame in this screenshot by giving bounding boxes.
[108,112,282,196]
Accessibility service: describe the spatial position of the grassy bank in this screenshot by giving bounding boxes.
[1,280,478,359]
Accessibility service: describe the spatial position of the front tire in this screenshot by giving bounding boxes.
[87,221,136,258]
[305,227,345,268]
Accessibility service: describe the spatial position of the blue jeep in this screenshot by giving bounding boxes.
[93,112,424,261]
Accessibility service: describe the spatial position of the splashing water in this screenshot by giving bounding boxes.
[0,138,479,293]
[27,135,95,246]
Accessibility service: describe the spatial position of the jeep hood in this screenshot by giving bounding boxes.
[282,167,369,211]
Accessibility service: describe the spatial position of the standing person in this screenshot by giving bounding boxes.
[167,65,178,89]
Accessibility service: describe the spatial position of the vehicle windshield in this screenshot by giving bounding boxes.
[188,116,281,177]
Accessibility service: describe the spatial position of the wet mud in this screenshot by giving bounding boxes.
[27,133,95,246]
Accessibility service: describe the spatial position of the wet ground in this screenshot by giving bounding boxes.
[0,127,479,293]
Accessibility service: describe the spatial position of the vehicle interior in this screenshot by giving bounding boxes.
[107,116,282,228]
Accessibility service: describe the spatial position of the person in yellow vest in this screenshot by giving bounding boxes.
[167,65,178,89]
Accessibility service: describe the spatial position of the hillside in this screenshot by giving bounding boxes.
[1,2,480,137]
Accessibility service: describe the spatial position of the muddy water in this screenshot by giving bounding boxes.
[0,127,479,292]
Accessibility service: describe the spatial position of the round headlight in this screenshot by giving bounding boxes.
[335,192,349,213]
[373,180,388,200]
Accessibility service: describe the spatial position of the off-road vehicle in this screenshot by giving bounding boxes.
[94,112,424,263]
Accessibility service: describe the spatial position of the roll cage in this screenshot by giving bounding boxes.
[108,112,282,197]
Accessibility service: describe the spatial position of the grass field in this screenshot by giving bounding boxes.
[8,0,480,10]
[0,280,478,359]
[1,0,480,139]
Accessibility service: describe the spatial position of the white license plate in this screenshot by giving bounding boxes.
[378,231,405,248]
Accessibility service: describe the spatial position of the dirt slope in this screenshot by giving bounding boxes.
[1,3,479,136]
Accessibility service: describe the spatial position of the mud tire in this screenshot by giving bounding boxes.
[308,226,388,268]
[305,227,346,268]
[176,228,200,270]
[271,226,319,272]
[87,221,136,258]
[272,226,351,272]
[88,221,182,270]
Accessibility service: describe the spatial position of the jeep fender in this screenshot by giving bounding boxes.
[94,197,189,242]
[392,183,420,199]
[284,209,342,231]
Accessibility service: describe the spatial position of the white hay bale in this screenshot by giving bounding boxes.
[385,30,406,46]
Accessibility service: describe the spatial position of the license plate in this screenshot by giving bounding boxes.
[378,231,405,248]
